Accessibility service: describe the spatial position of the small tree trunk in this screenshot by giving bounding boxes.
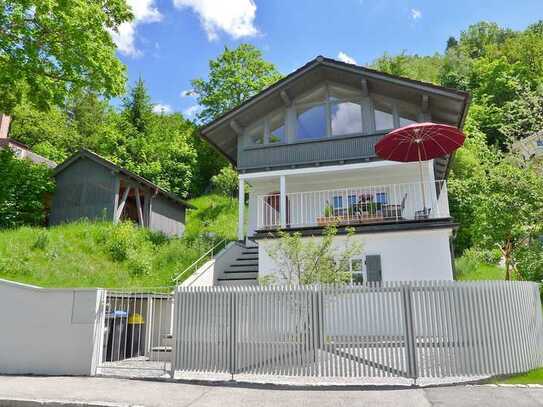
[503,240,513,281]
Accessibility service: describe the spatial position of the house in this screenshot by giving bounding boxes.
[194,56,470,286]
[0,114,56,168]
[50,149,194,237]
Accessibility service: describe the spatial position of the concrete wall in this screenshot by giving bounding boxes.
[258,228,454,282]
[149,196,186,237]
[0,279,105,376]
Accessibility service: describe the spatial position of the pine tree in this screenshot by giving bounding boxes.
[122,78,153,134]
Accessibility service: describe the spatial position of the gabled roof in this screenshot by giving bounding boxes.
[200,56,471,165]
[54,149,195,209]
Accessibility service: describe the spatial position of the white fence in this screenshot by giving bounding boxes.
[172,281,543,379]
[257,180,449,230]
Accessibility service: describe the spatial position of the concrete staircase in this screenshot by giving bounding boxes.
[217,243,259,286]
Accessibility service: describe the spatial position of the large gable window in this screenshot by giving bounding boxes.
[246,111,286,146]
[295,83,363,140]
[373,97,394,131]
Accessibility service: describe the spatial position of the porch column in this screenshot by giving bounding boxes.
[280,175,286,228]
[238,178,245,241]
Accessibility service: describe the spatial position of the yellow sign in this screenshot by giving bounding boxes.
[128,313,144,324]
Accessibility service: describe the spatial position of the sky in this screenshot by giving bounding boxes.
[114,0,543,118]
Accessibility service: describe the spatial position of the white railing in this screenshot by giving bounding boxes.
[257,180,449,230]
[172,239,227,283]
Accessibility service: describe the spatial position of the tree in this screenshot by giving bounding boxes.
[211,166,238,197]
[191,44,283,124]
[0,149,55,228]
[0,0,132,113]
[122,78,154,134]
[470,159,543,280]
[263,226,362,286]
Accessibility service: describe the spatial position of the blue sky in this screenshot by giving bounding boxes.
[114,0,543,118]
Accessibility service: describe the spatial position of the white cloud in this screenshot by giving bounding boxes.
[183,104,202,118]
[410,8,422,20]
[180,89,197,98]
[173,0,258,41]
[111,0,162,57]
[337,51,357,65]
[153,104,173,114]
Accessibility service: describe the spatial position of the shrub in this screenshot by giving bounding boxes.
[514,241,543,283]
[126,249,152,277]
[0,149,55,228]
[211,166,238,197]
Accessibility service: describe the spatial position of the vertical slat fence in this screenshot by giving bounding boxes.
[173,281,543,380]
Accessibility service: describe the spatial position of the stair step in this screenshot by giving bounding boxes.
[224,269,257,274]
[230,263,258,268]
[218,276,258,281]
[236,257,258,261]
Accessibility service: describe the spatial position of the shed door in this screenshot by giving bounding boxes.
[366,255,382,283]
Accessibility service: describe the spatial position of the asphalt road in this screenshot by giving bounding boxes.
[0,376,542,407]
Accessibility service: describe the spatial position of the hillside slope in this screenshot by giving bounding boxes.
[0,194,238,288]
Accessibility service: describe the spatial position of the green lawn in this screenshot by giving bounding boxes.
[456,262,505,281]
[490,368,543,384]
[0,194,239,289]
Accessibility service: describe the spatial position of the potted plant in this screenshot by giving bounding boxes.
[317,202,335,226]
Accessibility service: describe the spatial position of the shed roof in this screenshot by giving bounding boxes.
[54,149,195,209]
[200,55,471,165]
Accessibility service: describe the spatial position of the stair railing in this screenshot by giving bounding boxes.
[172,238,227,283]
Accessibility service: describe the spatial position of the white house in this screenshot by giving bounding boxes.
[192,56,470,286]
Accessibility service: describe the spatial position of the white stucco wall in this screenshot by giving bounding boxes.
[257,228,454,282]
[0,279,105,376]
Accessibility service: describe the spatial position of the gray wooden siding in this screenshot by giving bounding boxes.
[238,133,384,171]
[149,196,186,237]
[50,158,116,225]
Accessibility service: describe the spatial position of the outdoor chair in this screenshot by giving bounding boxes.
[415,207,432,220]
[382,193,407,219]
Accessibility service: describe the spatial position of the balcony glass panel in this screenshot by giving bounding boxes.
[269,112,286,143]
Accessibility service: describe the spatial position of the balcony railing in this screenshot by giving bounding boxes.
[256,180,449,230]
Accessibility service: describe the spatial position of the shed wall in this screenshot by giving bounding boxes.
[149,196,186,237]
[50,158,117,225]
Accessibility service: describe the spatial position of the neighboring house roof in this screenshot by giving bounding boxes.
[200,55,471,166]
[512,130,543,161]
[0,138,57,168]
[54,149,195,209]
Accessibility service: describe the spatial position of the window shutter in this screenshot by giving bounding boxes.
[366,255,382,282]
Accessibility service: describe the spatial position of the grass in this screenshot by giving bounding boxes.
[0,193,239,289]
[490,367,543,384]
[455,255,505,281]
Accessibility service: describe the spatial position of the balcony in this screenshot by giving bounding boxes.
[256,181,450,231]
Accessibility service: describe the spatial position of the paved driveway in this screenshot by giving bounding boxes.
[0,376,542,407]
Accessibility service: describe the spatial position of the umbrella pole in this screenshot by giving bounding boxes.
[417,147,427,212]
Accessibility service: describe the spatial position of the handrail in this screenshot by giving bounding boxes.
[172,238,227,283]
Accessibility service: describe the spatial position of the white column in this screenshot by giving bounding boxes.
[238,178,245,241]
[280,175,286,228]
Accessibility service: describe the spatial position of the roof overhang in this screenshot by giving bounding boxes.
[200,56,471,166]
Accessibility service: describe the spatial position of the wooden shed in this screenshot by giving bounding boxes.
[50,149,194,237]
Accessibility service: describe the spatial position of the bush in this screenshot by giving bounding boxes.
[514,241,543,282]
[211,166,238,197]
[0,149,55,228]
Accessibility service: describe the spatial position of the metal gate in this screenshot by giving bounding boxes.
[172,282,543,380]
[97,288,175,377]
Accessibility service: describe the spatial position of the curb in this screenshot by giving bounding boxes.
[0,398,142,407]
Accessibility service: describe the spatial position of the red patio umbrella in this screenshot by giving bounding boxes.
[375,122,465,212]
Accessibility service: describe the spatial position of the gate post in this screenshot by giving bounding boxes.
[169,287,179,378]
[229,289,237,379]
[401,284,418,380]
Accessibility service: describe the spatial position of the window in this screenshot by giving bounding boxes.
[374,99,394,131]
[332,195,343,209]
[350,258,364,284]
[331,101,363,136]
[398,105,418,127]
[247,124,264,145]
[246,111,286,146]
[296,104,327,140]
[375,192,388,204]
[269,112,285,143]
[348,194,357,208]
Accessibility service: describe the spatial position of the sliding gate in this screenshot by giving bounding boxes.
[172,282,543,380]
